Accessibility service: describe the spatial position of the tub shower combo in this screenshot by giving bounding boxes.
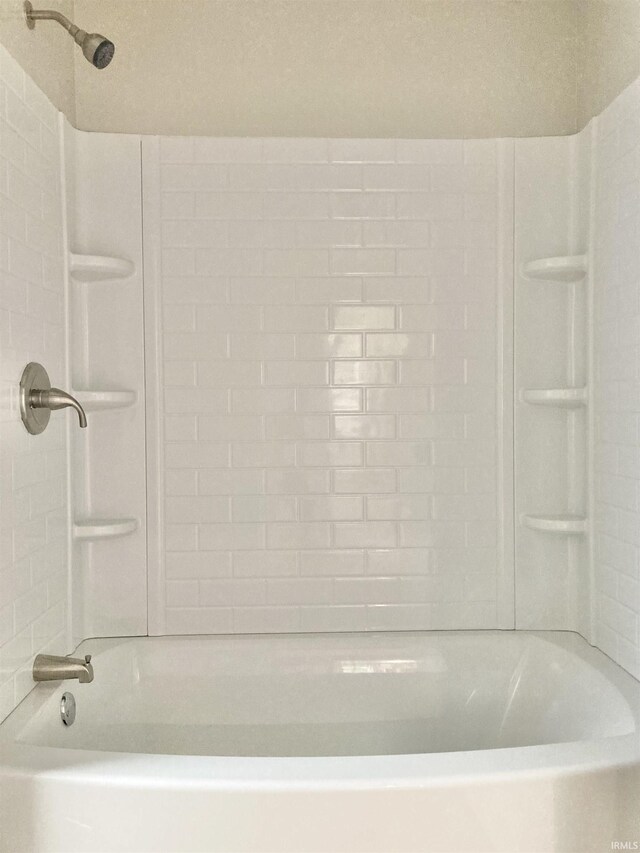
[0,5,639,853]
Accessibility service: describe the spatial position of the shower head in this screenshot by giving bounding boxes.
[24,2,115,69]
[77,32,115,69]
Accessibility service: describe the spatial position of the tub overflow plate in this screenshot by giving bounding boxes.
[60,692,76,726]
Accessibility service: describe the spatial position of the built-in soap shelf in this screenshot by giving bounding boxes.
[74,390,137,412]
[521,387,587,408]
[521,254,588,282]
[69,252,135,283]
[522,514,587,535]
[73,518,139,541]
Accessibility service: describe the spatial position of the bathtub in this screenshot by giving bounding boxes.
[0,631,638,853]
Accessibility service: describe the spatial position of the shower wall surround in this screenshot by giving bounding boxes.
[593,77,640,680]
[66,130,147,642]
[142,137,515,635]
[2,39,640,723]
[0,46,71,720]
[513,132,591,636]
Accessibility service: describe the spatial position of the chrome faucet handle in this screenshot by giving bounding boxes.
[20,362,88,434]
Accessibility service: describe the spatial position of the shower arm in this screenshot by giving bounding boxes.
[24,3,87,44]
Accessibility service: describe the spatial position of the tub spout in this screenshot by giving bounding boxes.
[33,653,94,684]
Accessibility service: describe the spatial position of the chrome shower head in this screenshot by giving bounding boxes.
[24,2,115,69]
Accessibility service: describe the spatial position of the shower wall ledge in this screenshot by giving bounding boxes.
[69,252,135,282]
[73,518,139,541]
[521,388,588,408]
[521,255,588,282]
[74,390,137,412]
[522,515,588,535]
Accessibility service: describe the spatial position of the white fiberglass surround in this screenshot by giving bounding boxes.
[0,630,638,852]
[7,45,623,658]
[76,128,590,641]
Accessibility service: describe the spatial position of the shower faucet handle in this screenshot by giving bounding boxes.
[30,387,88,428]
[19,362,88,435]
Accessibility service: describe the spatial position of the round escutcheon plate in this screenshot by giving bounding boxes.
[60,692,76,726]
[20,362,51,435]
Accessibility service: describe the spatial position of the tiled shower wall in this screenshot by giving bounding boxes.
[593,77,640,680]
[0,46,69,720]
[145,136,514,635]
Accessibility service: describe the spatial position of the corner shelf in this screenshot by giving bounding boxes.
[69,253,135,283]
[74,390,137,412]
[521,387,587,408]
[73,518,139,541]
[522,514,587,535]
[521,255,587,282]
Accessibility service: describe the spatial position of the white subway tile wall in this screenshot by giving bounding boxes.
[594,78,640,679]
[0,47,69,720]
[152,136,512,634]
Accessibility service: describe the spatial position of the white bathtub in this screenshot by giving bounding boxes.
[0,630,639,852]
